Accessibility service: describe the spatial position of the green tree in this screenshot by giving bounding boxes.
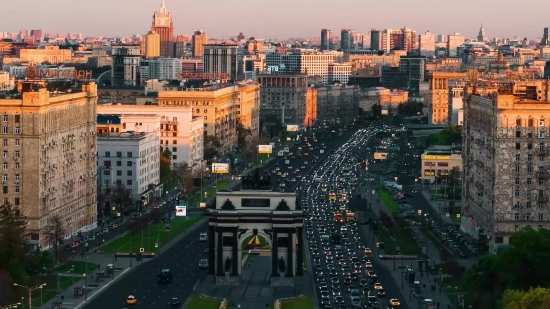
[26,249,54,276]
[0,203,29,282]
[42,214,66,265]
[236,121,252,151]
[0,269,14,306]
[500,287,550,309]
[111,183,133,211]
[204,135,221,161]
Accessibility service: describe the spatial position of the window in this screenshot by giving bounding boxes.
[526,213,531,220]
[14,139,19,146]
[2,139,6,146]
[528,143,533,149]
[116,161,122,167]
[127,189,132,194]
[515,154,521,162]
[2,175,6,182]
[516,142,521,149]
[103,170,111,176]
[116,180,122,185]
[14,163,18,170]
[514,202,520,209]
[516,165,521,173]
[14,115,19,123]
[127,161,132,167]
[515,178,520,185]
[14,127,20,134]
[527,178,532,185]
[437,162,449,167]
[14,151,19,158]
[541,143,546,150]
[527,202,532,208]
[173,140,177,144]
[172,155,177,160]
[14,198,19,206]
[105,151,111,157]
[2,186,7,194]
[116,151,122,157]
[14,186,19,193]
[516,119,522,126]
[540,180,545,186]
[539,213,545,221]
[515,190,520,197]
[528,119,534,127]
[528,165,533,173]
[2,163,7,170]
[172,147,177,152]
[528,154,533,162]
[116,170,122,176]
[173,132,177,137]
[127,170,132,176]
[541,155,545,162]
[514,213,520,220]
[127,180,132,186]
[2,198,6,205]
[2,151,7,158]
[127,152,133,157]
[2,115,6,122]
[14,174,19,183]
[541,119,546,126]
[516,130,521,137]
[541,131,546,139]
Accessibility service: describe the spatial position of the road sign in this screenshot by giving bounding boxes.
[139,247,145,253]
[165,225,171,231]
[155,242,158,248]
[446,212,450,217]
[85,242,88,247]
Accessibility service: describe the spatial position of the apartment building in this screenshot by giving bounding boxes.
[192,30,207,58]
[328,63,352,84]
[144,31,160,59]
[96,131,160,200]
[315,84,359,124]
[0,72,15,92]
[358,87,409,112]
[157,84,239,152]
[203,43,238,81]
[425,72,466,124]
[419,31,436,57]
[142,57,182,81]
[265,51,335,83]
[462,78,550,252]
[0,83,98,247]
[236,80,261,138]
[18,46,73,64]
[320,29,332,51]
[96,104,204,171]
[447,33,465,57]
[111,45,142,86]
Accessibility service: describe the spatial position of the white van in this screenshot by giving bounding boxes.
[199,232,208,241]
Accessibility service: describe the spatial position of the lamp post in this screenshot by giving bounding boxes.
[0,302,21,309]
[13,283,46,309]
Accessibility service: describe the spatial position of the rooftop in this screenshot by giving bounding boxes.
[97,131,154,140]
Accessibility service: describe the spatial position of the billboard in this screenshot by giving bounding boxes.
[258,145,273,154]
[212,163,229,174]
[374,152,388,160]
[381,110,389,116]
[287,125,299,132]
[175,206,187,216]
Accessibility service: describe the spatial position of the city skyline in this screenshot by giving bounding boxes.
[0,0,548,40]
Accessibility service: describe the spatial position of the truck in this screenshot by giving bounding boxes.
[284,147,289,153]
[278,150,284,157]
[346,211,355,222]
[321,234,330,244]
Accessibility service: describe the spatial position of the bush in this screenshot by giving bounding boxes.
[380,212,394,229]
[445,260,466,278]
[440,248,456,263]
[393,214,410,228]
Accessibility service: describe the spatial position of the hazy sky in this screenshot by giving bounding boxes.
[0,0,548,39]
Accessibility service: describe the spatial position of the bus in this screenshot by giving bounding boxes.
[346,211,355,222]
[334,213,343,222]
[329,191,337,201]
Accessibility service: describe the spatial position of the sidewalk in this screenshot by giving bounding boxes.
[419,190,457,226]
[358,181,455,309]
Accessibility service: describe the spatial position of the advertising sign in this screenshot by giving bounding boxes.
[212,163,229,174]
[258,145,273,154]
[381,110,389,116]
[374,152,388,160]
[286,125,299,132]
[175,205,187,217]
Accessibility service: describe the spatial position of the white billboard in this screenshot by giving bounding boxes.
[287,125,299,132]
[381,110,389,116]
[212,163,229,174]
[258,145,273,154]
[175,206,187,217]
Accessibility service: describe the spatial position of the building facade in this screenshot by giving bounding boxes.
[341,29,354,50]
[236,80,261,138]
[192,30,207,58]
[0,83,98,246]
[320,29,332,51]
[96,132,160,200]
[425,72,466,124]
[419,31,436,57]
[111,45,142,86]
[144,31,160,59]
[203,43,238,81]
[0,72,15,91]
[316,85,359,124]
[146,57,182,80]
[327,63,352,84]
[150,1,174,58]
[96,104,204,170]
[461,78,550,252]
[447,33,465,57]
[420,145,462,183]
[265,51,336,84]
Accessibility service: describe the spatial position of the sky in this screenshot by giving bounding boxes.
[0,0,548,40]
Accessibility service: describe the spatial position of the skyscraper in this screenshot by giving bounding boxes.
[341,29,354,50]
[150,1,174,58]
[320,29,332,51]
[145,31,160,58]
[203,43,238,80]
[477,23,487,42]
[192,30,207,58]
[370,30,382,51]
[542,27,549,46]
[419,31,436,57]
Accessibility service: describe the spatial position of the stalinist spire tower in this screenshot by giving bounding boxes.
[477,23,487,42]
[151,0,174,57]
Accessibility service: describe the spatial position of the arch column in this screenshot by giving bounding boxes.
[286,231,293,277]
[231,228,238,276]
[296,227,304,276]
[271,229,279,276]
[208,225,215,275]
[216,229,224,276]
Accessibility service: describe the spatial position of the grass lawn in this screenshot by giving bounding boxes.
[55,261,98,275]
[420,227,447,253]
[187,296,224,309]
[377,226,423,255]
[376,187,399,214]
[100,214,202,253]
[188,181,231,208]
[272,296,314,309]
[241,234,269,249]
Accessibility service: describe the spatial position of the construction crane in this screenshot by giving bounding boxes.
[178,72,230,80]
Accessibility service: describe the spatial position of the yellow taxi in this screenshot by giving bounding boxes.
[364,248,372,254]
[365,262,373,268]
[374,283,383,290]
[389,298,401,306]
[126,295,137,305]
[277,171,282,176]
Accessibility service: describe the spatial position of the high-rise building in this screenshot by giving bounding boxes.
[150,0,174,58]
[401,27,417,52]
[477,24,487,42]
[419,31,436,57]
[0,83,99,247]
[192,30,207,58]
[542,27,549,46]
[461,78,550,252]
[341,29,354,50]
[111,45,141,86]
[446,33,464,57]
[236,80,261,138]
[265,51,335,83]
[370,30,382,51]
[31,30,43,42]
[203,43,238,80]
[174,35,186,58]
[146,57,182,80]
[144,31,160,59]
[320,29,332,51]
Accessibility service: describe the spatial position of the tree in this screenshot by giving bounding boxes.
[237,121,252,151]
[221,199,235,210]
[26,249,54,276]
[371,104,382,117]
[276,199,290,211]
[204,136,222,161]
[500,287,550,309]
[160,146,173,186]
[0,203,29,282]
[148,208,161,224]
[174,162,194,197]
[111,183,133,211]
[42,215,65,265]
[0,269,13,306]
[129,216,148,234]
[244,137,262,162]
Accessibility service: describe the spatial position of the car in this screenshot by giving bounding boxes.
[126,295,137,305]
[334,296,344,304]
[377,288,386,296]
[199,259,208,269]
[351,296,362,307]
[320,296,331,307]
[332,288,342,296]
[347,285,356,292]
[365,262,373,268]
[365,247,372,254]
[360,279,369,286]
[331,277,340,284]
[350,289,360,297]
[389,298,401,306]
[199,232,208,241]
[169,298,180,307]
[374,283,383,290]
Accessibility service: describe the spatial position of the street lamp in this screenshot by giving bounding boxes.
[13,283,46,309]
[0,302,21,309]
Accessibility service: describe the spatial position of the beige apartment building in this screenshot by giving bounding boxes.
[157,85,238,152]
[0,83,98,247]
[420,145,462,183]
[462,77,550,252]
[236,80,261,138]
[17,46,73,64]
[425,72,466,124]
